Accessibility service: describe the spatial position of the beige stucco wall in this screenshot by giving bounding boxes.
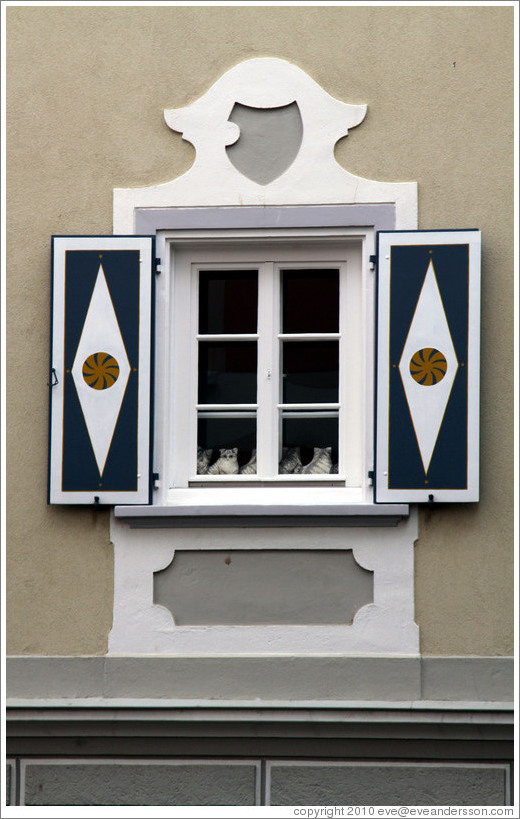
[6,5,514,655]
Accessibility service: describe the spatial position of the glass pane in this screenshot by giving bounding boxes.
[279,415,338,474]
[198,342,257,404]
[197,416,257,475]
[199,270,258,334]
[282,341,338,404]
[282,268,339,333]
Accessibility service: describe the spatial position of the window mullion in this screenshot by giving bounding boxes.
[256,261,278,477]
[189,262,201,482]
[340,252,363,485]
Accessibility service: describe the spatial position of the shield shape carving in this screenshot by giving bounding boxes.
[226,101,303,185]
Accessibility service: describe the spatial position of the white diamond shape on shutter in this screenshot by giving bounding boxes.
[398,259,459,473]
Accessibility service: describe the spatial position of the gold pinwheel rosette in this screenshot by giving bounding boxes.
[409,347,448,386]
[82,352,120,390]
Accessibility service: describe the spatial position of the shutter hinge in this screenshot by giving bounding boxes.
[47,367,59,387]
[369,255,377,271]
[153,472,160,489]
[367,470,374,486]
[154,257,162,274]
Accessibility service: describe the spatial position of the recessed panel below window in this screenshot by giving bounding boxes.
[198,342,257,405]
[154,550,373,625]
[197,416,257,475]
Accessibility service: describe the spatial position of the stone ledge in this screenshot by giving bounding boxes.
[6,656,514,704]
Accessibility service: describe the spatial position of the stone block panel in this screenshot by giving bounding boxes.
[6,760,15,806]
[267,762,509,806]
[22,760,259,806]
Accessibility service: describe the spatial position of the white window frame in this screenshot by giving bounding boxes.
[152,226,376,510]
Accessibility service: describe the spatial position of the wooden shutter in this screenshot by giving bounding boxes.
[48,236,154,504]
[375,230,481,503]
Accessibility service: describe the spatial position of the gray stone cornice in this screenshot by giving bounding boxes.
[6,655,514,705]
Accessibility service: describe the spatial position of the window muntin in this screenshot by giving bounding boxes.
[169,239,366,494]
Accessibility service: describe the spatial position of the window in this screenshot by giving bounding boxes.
[49,223,478,510]
[158,233,371,505]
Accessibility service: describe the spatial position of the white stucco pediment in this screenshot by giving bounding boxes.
[113,58,417,232]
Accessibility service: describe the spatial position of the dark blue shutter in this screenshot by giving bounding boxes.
[48,236,154,504]
[375,230,481,503]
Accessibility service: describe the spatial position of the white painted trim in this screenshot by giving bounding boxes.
[114,500,408,521]
[127,217,396,512]
[7,699,514,714]
[266,760,511,770]
[168,240,364,495]
[19,758,261,766]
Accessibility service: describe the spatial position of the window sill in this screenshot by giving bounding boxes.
[188,475,348,487]
[114,490,409,528]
